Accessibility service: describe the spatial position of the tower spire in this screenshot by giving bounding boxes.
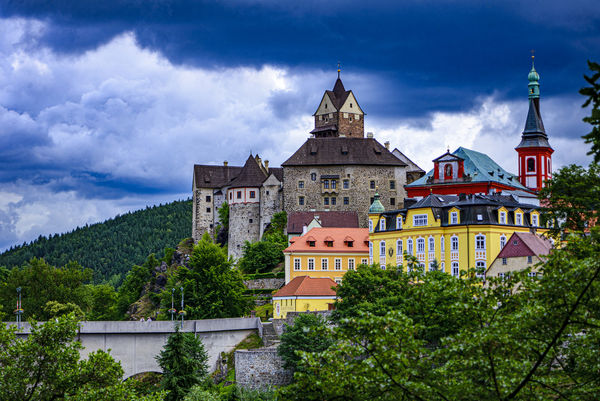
[337,61,341,79]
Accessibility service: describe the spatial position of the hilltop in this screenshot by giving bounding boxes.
[0,199,192,283]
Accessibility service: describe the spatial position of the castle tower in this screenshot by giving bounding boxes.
[312,68,365,138]
[516,57,553,191]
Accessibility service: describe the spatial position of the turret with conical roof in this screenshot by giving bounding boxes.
[369,191,385,214]
[515,56,554,192]
[312,67,365,138]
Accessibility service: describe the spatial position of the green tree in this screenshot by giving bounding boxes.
[162,233,249,319]
[115,254,160,318]
[263,211,287,237]
[216,202,229,246]
[87,283,119,320]
[157,328,209,401]
[581,61,600,162]
[278,313,334,372]
[238,239,285,274]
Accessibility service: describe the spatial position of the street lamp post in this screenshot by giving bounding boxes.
[14,287,24,329]
[168,288,176,321]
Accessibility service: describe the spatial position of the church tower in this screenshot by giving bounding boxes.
[516,56,553,191]
[312,67,365,138]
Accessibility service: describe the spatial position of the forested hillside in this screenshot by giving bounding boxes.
[0,199,192,283]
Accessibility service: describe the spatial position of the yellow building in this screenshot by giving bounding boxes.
[273,276,337,319]
[368,192,547,277]
[284,227,369,285]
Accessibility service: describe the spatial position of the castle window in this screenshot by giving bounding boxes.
[298,196,305,206]
[370,180,376,189]
[308,258,315,270]
[379,218,386,231]
[206,195,211,202]
[266,191,269,195]
[444,164,453,179]
[311,173,317,181]
[369,241,373,264]
[325,241,333,247]
[331,197,337,205]
[390,198,396,206]
[369,220,373,233]
[349,116,353,122]
[413,214,428,226]
[343,179,349,189]
[527,158,536,172]
[324,197,329,206]
[390,180,396,190]
[229,192,232,200]
[249,191,256,198]
[249,219,253,223]
[323,180,329,189]
[298,180,304,189]
[350,103,353,108]
[502,258,507,265]
[294,258,301,270]
[346,240,353,247]
[476,261,485,278]
[237,191,242,199]
[428,237,435,252]
[407,239,413,255]
[451,262,459,277]
[206,208,211,213]
[343,197,349,205]
[361,258,368,265]
[379,241,386,256]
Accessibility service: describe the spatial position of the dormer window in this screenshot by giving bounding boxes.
[450,211,458,224]
[325,241,333,247]
[499,211,507,224]
[346,241,354,247]
[308,241,315,247]
[396,216,402,229]
[531,214,539,227]
[515,213,523,225]
[350,103,353,108]
[379,218,386,231]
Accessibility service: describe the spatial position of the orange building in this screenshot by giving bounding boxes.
[284,227,369,285]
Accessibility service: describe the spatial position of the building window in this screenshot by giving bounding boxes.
[498,272,506,279]
[379,241,386,256]
[310,173,317,181]
[379,218,386,231]
[477,214,483,221]
[298,196,305,206]
[237,191,242,199]
[206,207,211,213]
[229,192,232,200]
[516,213,522,225]
[429,261,436,272]
[370,180,376,189]
[369,220,373,233]
[475,234,486,250]
[396,240,403,260]
[361,258,368,265]
[390,198,396,206]
[323,180,329,189]
[440,262,445,272]
[531,214,538,227]
[321,258,328,270]
[502,257,507,265]
[335,258,342,270]
[441,236,445,252]
[348,258,355,270]
[451,236,459,251]
[331,197,337,205]
[369,241,373,264]
[390,180,396,190]
[499,211,507,224]
[298,180,304,189]
[396,216,402,229]
[331,180,337,189]
[528,271,537,277]
[294,258,301,270]
[451,262,459,277]
[343,179,349,189]
[445,164,453,179]
[325,240,333,247]
[527,157,536,172]
[476,261,485,278]
[407,239,413,255]
[324,197,329,206]
[249,191,256,199]
[249,219,253,223]
[343,197,349,205]
[417,238,425,253]
[308,241,315,247]
[206,195,211,202]
[527,255,533,264]
[413,214,428,226]
[450,211,458,224]
[308,258,315,270]
[335,278,342,284]
[428,236,435,252]
[500,235,506,249]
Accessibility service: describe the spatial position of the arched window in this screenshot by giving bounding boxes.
[368,220,373,233]
[451,262,459,277]
[500,235,507,249]
[417,238,425,253]
[440,262,445,273]
[379,241,386,256]
[476,261,486,278]
[369,241,373,264]
[444,164,453,178]
[428,236,435,252]
[396,240,403,262]
[475,234,486,250]
[407,238,414,255]
[451,236,459,251]
[441,236,445,252]
[396,216,403,229]
[527,158,535,172]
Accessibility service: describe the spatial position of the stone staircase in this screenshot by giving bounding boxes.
[261,321,280,347]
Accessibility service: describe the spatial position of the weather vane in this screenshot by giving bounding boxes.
[337,61,341,79]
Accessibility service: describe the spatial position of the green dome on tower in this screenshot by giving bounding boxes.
[369,191,385,213]
[528,65,539,82]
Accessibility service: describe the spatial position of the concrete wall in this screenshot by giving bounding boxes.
[235,348,293,390]
[12,317,263,379]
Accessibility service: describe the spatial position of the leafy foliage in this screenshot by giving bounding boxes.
[115,254,161,318]
[216,202,230,246]
[161,233,250,319]
[238,239,285,274]
[0,199,192,283]
[157,328,209,401]
[581,60,600,162]
[278,313,334,372]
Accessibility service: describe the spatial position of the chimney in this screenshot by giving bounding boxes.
[223,161,228,166]
[264,160,269,171]
[367,132,374,138]
[384,141,390,150]
[302,225,308,235]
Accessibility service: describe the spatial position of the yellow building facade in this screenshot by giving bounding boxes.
[368,193,546,277]
[273,276,337,319]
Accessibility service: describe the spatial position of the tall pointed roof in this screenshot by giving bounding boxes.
[517,59,551,150]
[325,77,352,110]
[228,154,268,187]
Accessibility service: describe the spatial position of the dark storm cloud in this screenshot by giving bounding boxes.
[2,0,598,121]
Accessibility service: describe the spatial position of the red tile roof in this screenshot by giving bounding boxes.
[285,227,369,253]
[287,211,359,234]
[496,232,553,258]
[273,276,337,297]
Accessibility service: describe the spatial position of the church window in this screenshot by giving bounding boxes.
[237,191,242,199]
[413,214,428,226]
[390,180,396,189]
[343,179,349,189]
[325,103,327,109]
[350,103,353,108]
[527,158,536,172]
[249,191,256,199]
[298,196,305,206]
[324,197,329,206]
[323,180,329,189]
[206,195,211,202]
[370,180,376,189]
[311,173,317,181]
[298,180,304,189]
[390,198,396,206]
[343,197,349,205]
[331,197,337,205]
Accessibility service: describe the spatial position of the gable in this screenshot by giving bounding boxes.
[339,92,364,114]
[314,93,338,115]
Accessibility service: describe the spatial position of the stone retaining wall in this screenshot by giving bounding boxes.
[243,278,285,290]
[235,348,293,390]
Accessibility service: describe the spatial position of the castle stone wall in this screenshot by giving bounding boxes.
[229,202,261,259]
[283,165,407,227]
[259,179,282,238]
[193,188,216,242]
[235,348,293,390]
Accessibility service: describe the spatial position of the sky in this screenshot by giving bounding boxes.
[0,0,598,251]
